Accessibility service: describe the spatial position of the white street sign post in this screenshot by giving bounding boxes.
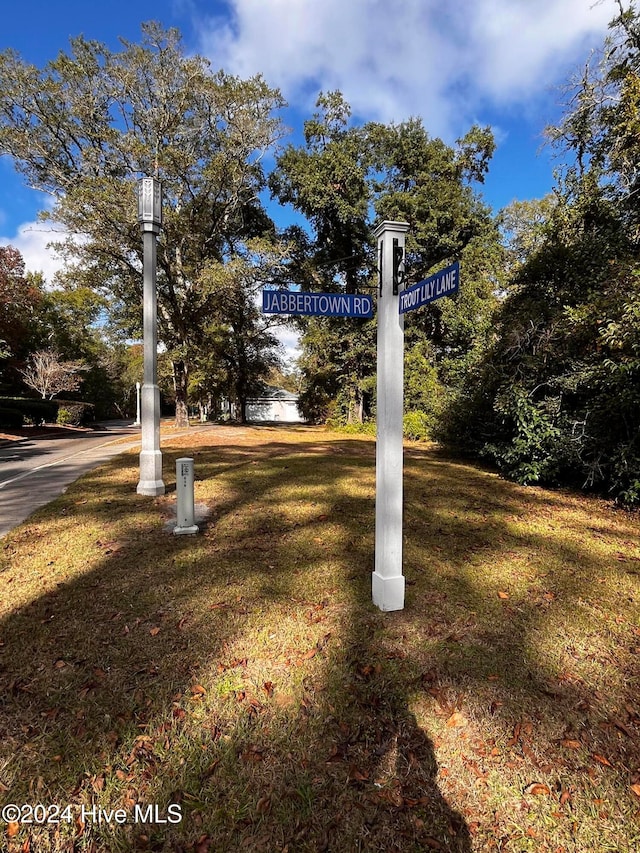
[259,232,458,613]
[136,177,165,496]
[372,220,410,611]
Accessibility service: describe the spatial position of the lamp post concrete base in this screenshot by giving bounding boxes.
[136,381,165,496]
[137,451,165,496]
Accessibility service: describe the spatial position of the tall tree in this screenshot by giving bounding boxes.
[0,246,42,383]
[446,2,640,505]
[270,93,500,426]
[270,93,375,423]
[21,349,87,400]
[197,242,286,422]
[0,23,284,425]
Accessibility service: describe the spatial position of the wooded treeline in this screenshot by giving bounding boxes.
[0,6,638,503]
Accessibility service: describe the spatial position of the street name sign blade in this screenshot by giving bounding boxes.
[398,261,460,314]
[262,290,373,318]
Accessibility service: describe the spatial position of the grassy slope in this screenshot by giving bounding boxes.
[0,425,639,852]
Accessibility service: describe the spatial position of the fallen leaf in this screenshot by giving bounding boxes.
[195,835,211,853]
[263,681,274,697]
[524,783,551,796]
[256,796,271,814]
[446,711,468,728]
[348,766,369,782]
[191,684,206,696]
[561,739,582,749]
[326,744,346,763]
[7,822,19,838]
[592,753,613,768]
[522,744,541,766]
[403,796,429,807]
[497,591,510,599]
[376,787,404,807]
[149,626,161,637]
[241,746,264,763]
[204,759,220,777]
[507,722,521,747]
[631,783,640,798]
[611,718,635,739]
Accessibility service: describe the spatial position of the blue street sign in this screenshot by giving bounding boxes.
[398,261,460,314]
[262,289,374,318]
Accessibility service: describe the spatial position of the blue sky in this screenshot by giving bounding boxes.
[0,0,621,284]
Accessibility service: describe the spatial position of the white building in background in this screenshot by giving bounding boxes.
[245,386,305,423]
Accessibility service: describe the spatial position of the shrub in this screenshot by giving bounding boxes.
[327,420,376,437]
[403,410,432,441]
[56,402,93,426]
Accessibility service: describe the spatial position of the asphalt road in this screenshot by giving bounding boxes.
[0,421,142,539]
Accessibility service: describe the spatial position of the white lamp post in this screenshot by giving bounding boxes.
[372,220,410,611]
[136,177,165,496]
[133,381,141,427]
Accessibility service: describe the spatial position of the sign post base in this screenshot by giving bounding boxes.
[372,572,405,612]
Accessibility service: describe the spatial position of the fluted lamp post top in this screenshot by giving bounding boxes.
[137,177,163,233]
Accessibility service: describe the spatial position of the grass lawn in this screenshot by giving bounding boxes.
[1,424,639,852]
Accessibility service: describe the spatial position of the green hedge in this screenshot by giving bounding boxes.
[0,397,57,425]
[0,406,24,429]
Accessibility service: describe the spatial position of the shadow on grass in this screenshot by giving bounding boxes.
[0,431,638,851]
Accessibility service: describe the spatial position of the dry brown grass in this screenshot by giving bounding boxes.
[0,424,639,851]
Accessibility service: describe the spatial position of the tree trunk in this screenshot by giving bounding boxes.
[347,377,363,424]
[172,359,190,428]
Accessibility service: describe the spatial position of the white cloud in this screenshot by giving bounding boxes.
[0,220,67,285]
[274,323,301,364]
[466,0,614,102]
[199,0,617,137]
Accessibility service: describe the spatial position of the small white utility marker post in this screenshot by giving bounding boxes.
[372,220,409,612]
[174,458,199,535]
[136,177,165,496]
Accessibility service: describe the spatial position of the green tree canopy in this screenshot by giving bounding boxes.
[0,246,42,375]
[270,92,501,425]
[0,22,285,424]
[445,2,640,505]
